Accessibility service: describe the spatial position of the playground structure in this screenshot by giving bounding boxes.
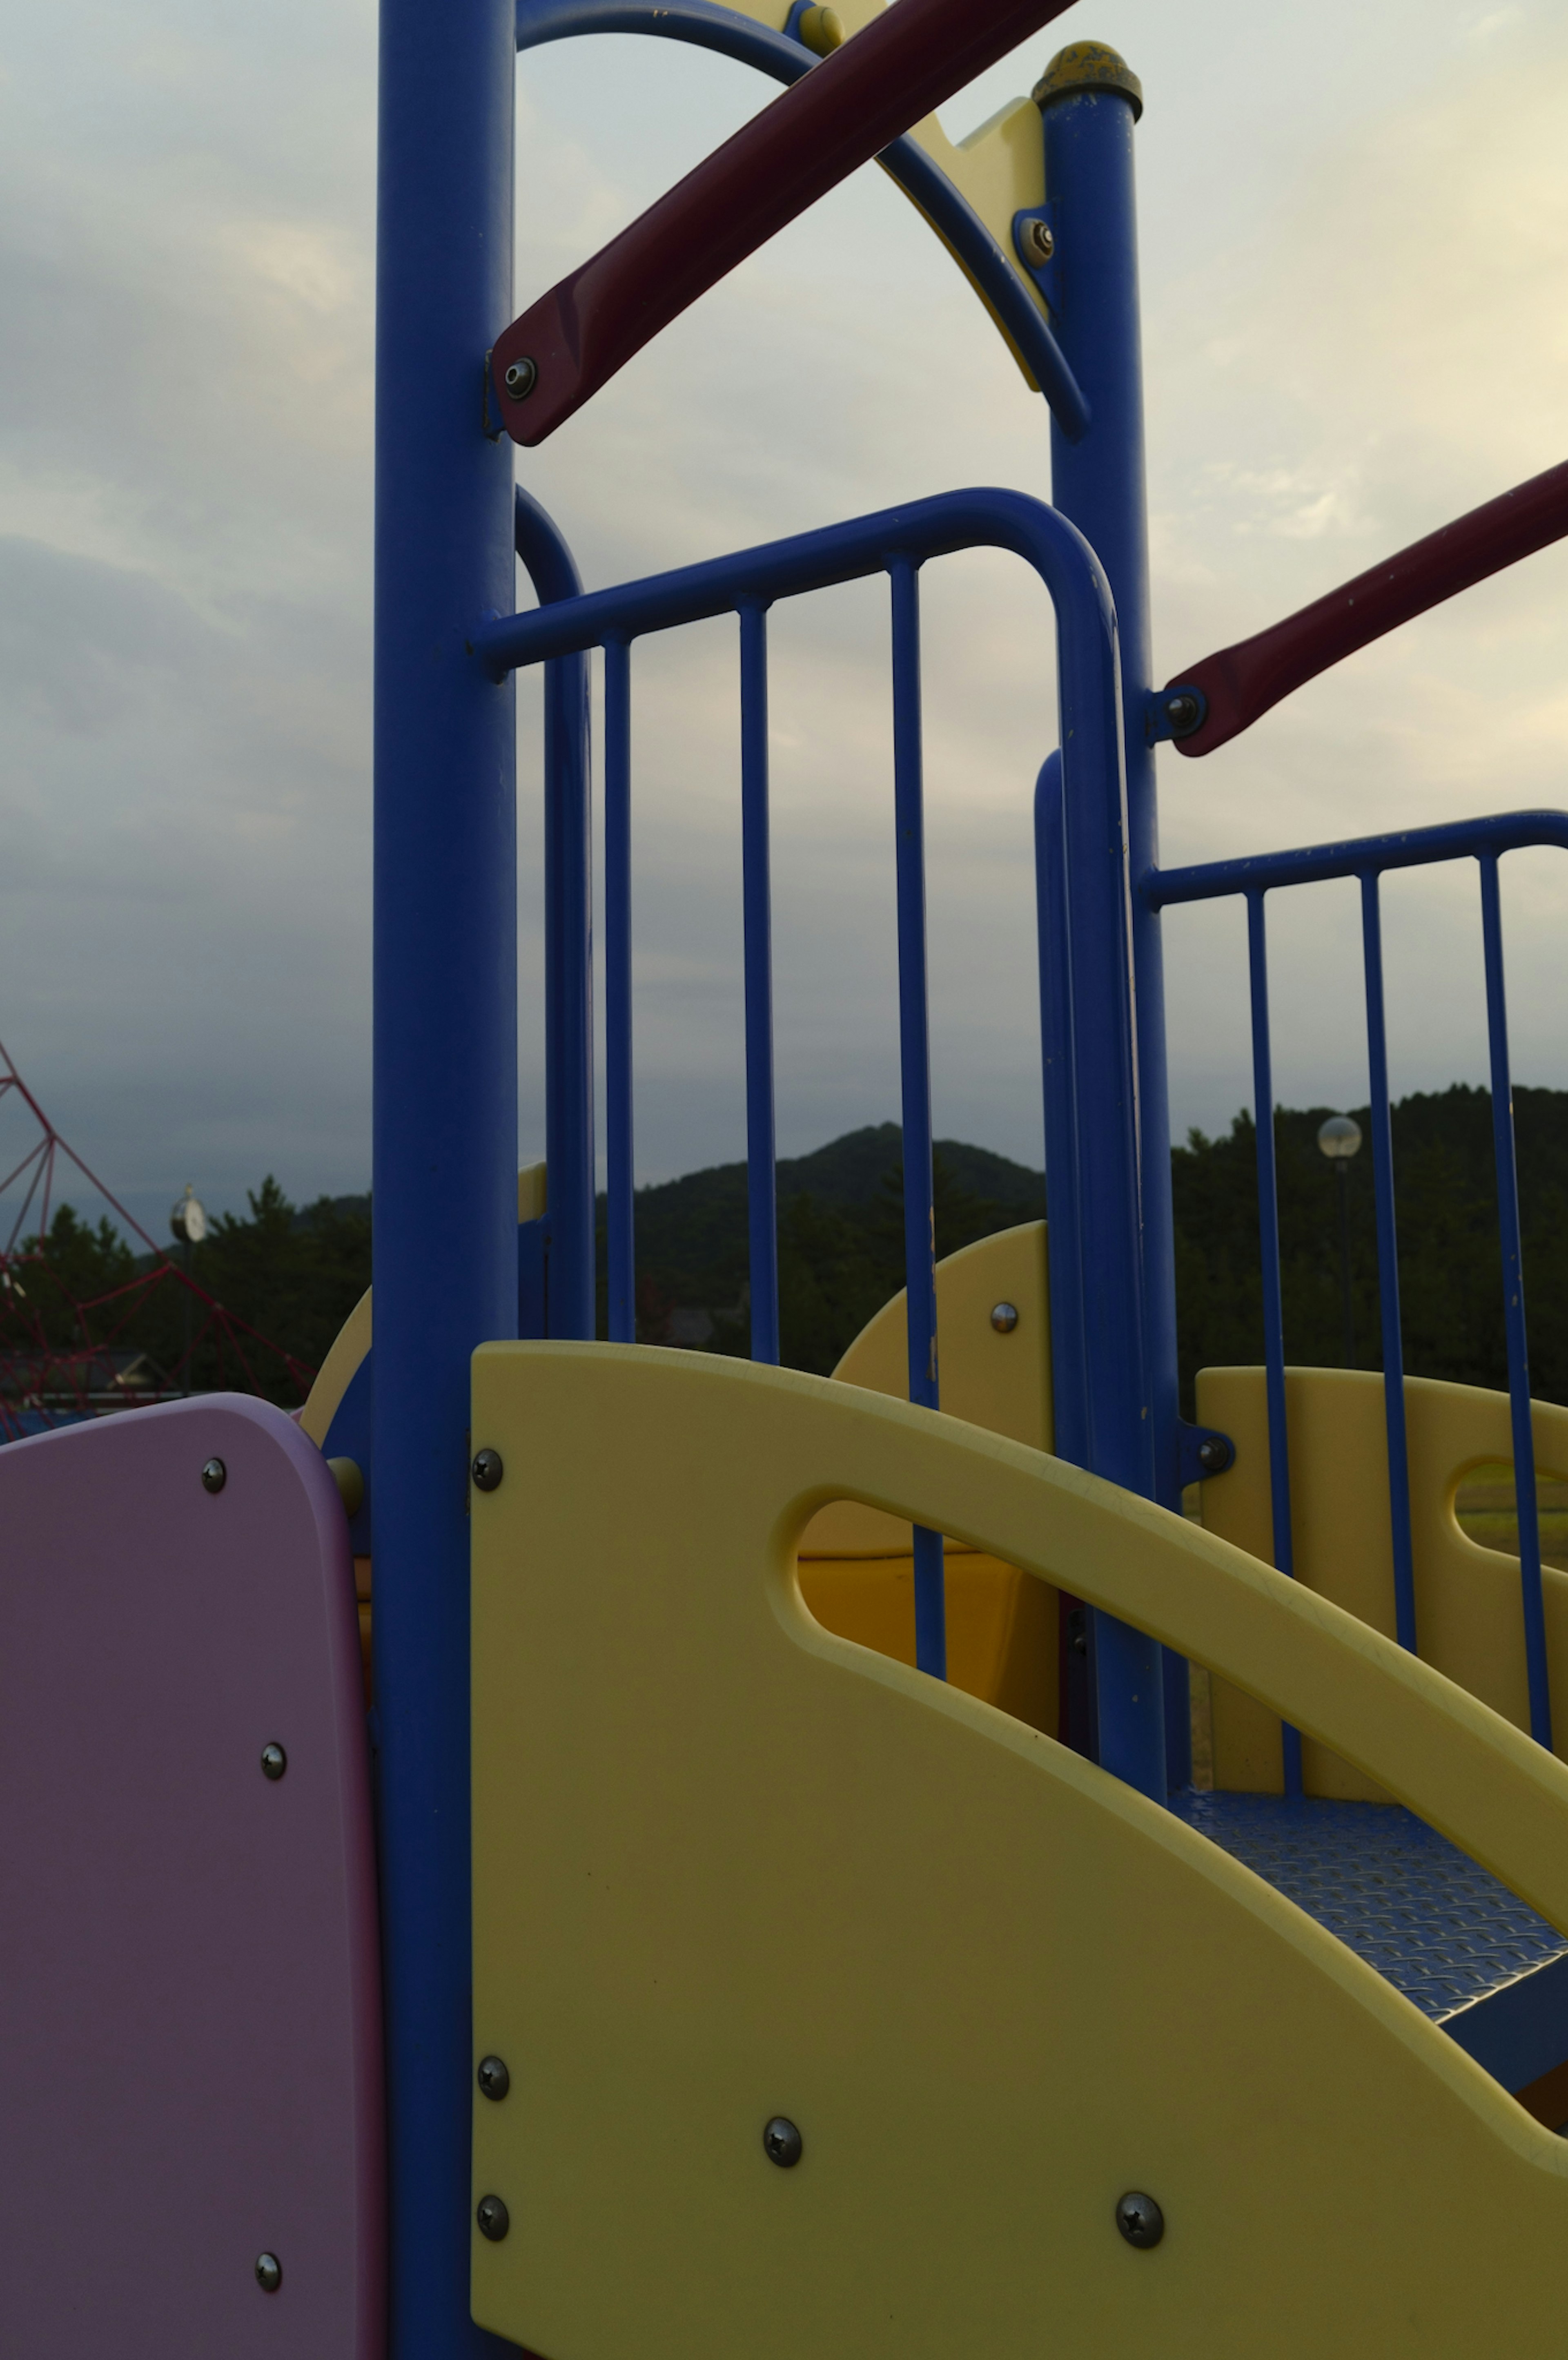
[8,1,1568,2353]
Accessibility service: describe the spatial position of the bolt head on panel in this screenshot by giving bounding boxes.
[477,2194,510,2242]
[990,1301,1020,1334]
[200,1457,227,1494]
[763,2116,803,2168]
[255,2252,283,2292]
[477,2054,510,2101]
[503,358,537,401]
[1115,2190,1164,2248]
[260,1743,287,1782]
[472,1449,504,1494]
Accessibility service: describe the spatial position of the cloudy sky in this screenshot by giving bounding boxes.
[0,0,1565,1237]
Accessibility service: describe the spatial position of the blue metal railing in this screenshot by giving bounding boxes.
[487,484,1131,1693]
[1147,809,1568,1753]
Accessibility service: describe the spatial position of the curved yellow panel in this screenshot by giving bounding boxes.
[298,1287,371,1448]
[800,1224,1055,1727]
[472,1345,1568,2360]
[1197,1367,1568,1794]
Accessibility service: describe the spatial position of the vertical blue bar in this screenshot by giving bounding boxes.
[889,559,946,1680]
[1359,871,1418,1655]
[1479,854,1552,1747]
[1033,752,1087,1469]
[1246,891,1303,1799]
[373,0,517,2349]
[543,631,595,1341]
[1041,58,1177,1793]
[605,637,635,1345]
[739,602,781,1366]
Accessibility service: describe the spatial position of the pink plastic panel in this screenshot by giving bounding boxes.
[0,1395,384,2358]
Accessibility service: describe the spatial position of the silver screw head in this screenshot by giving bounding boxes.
[1164,692,1201,736]
[255,2252,283,2292]
[1116,2190,1164,2248]
[1196,1434,1232,1475]
[201,1457,227,1495]
[261,1742,287,1781]
[477,2193,510,2242]
[763,2116,802,2168]
[503,357,538,401]
[477,2054,510,2101]
[990,1301,1019,1334]
[1024,217,1055,261]
[472,1448,504,1493]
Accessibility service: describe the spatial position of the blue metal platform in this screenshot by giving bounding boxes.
[1172,1792,1568,2099]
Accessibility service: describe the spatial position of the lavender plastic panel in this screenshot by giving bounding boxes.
[0,1395,385,2357]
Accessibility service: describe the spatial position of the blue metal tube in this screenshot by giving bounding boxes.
[512,0,1090,442]
[373,0,519,2348]
[475,487,1113,675]
[604,636,635,1344]
[1033,751,1087,1468]
[1478,854,1552,1747]
[890,558,946,1679]
[1359,872,1419,1655]
[1246,890,1303,1798]
[1147,808,1568,907]
[1040,64,1178,1793]
[739,601,780,1366]
[542,640,595,1343]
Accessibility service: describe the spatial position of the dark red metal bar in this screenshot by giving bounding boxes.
[492,0,1079,444]
[1167,457,1568,758]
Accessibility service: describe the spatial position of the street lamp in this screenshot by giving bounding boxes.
[1316,1115,1362,1368]
[169,1184,207,1398]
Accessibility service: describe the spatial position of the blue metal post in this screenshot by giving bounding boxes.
[1245,890,1303,1798]
[890,559,946,1680]
[1033,752,1086,1469]
[373,0,518,2350]
[739,601,781,1366]
[1039,52,1174,1788]
[1359,872,1418,1655]
[1478,854,1552,1747]
[543,628,595,1343]
[605,636,635,1343]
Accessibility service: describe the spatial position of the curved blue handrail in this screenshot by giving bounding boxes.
[513,0,1089,440]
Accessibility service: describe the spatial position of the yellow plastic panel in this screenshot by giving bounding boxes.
[472,1344,1568,2360]
[800,1224,1055,1727]
[1198,1367,1568,1793]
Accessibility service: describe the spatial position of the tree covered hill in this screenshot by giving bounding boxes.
[13,1085,1568,1410]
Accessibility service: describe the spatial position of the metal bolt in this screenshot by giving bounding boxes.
[472,1448,504,1493]
[201,1457,227,1495]
[1115,2190,1164,2249]
[1196,1435,1232,1475]
[763,2116,803,2168]
[1164,692,1202,737]
[477,2054,510,2101]
[503,357,537,402]
[261,1742,287,1781]
[1023,217,1055,263]
[255,2252,283,2292]
[990,1301,1019,1334]
[476,2194,510,2242]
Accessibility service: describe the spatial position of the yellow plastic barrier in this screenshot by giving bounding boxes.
[1197,1367,1568,1796]
[800,1221,1056,1728]
[471,1344,1568,2360]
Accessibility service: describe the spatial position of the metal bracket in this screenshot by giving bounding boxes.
[482,348,505,443]
[1147,683,1207,746]
[1177,1419,1235,1486]
[1011,204,1059,310]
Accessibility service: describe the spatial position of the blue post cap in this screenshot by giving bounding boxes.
[1033,41,1143,120]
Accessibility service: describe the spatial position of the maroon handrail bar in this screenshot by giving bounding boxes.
[490,0,1080,446]
[1166,458,1568,758]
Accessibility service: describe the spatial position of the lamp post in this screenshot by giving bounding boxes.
[169,1184,206,1397]
[1317,1115,1362,1368]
